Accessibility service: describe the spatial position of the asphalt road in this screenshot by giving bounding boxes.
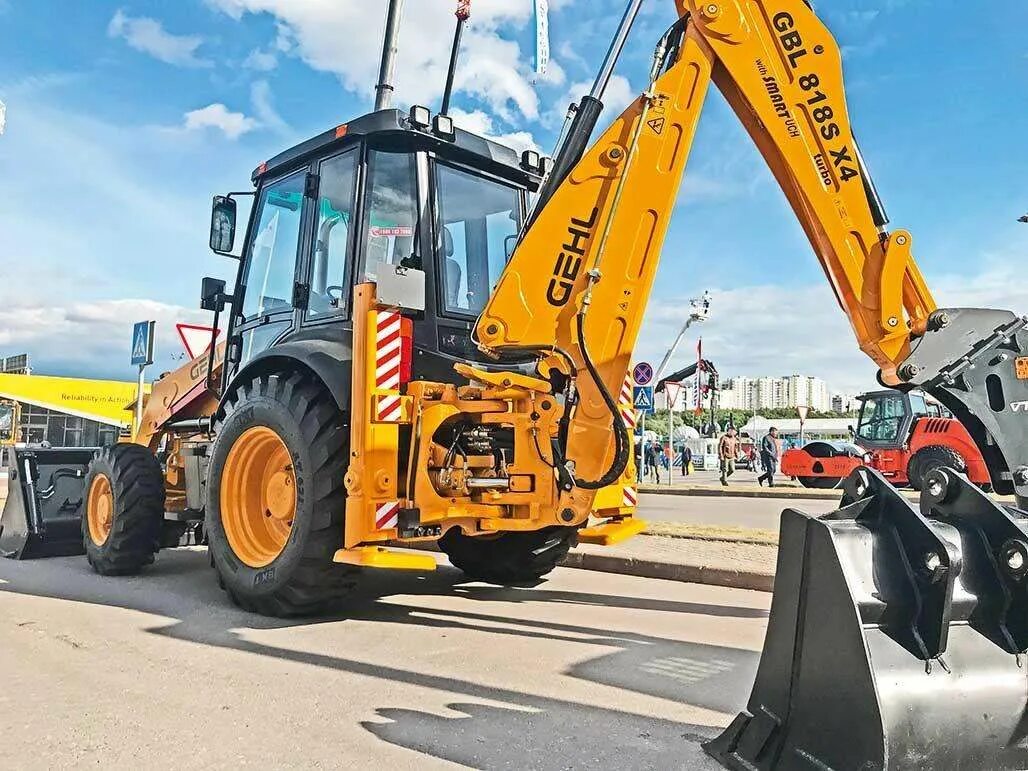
[0,549,769,769]
[636,492,838,530]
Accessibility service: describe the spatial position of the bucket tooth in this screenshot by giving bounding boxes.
[706,466,1028,771]
[1,447,93,560]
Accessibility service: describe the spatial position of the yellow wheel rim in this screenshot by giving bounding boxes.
[221,426,296,568]
[87,473,114,546]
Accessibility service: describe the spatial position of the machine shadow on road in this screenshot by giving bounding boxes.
[0,548,761,769]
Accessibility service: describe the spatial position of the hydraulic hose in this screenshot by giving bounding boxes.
[571,312,630,489]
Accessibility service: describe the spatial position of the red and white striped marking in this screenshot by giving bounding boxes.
[619,373,637,429]
[622,485,638,508]
[375,500,401,530]
[375,310,403,421]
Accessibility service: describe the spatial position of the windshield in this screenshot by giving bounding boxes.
[0,403,13,441]
[435,165,521,316]
[856,394,907,443]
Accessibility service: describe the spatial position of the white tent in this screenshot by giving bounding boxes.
[740,416,853,438]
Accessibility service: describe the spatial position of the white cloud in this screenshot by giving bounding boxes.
[205,0,542,120]
[636,246,1028,396]
[250,80,288,133]
[449,108,540,155]
[0,299,212,380]
[183,104,258,139]
[108,10,211,68]
[243,48,278,71]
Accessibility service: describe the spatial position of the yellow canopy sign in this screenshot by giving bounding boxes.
[0,373,149,428]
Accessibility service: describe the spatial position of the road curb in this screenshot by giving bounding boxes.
[639,484,841,501]
[562,549,774,592]
[407,539,775,593]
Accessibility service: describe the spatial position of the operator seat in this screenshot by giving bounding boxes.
[442,227,462,308]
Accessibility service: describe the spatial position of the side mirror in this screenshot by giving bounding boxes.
[200,277,227,312]
[209,196,237,254]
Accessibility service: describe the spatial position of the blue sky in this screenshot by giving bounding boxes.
[1,0,1025,393]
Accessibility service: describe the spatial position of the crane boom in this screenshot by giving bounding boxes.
[476,0,1028,504]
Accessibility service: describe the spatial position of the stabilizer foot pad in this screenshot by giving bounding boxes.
[333,546,437,571]
[578,517,646,546]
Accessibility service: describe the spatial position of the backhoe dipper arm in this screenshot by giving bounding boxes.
[476,0,1028,505]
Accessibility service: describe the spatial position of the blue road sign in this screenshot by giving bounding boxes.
[131,321,156,366]
[633,385,655,415]
[632,361,654,386]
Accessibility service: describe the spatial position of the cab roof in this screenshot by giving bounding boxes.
[252,108,543,189]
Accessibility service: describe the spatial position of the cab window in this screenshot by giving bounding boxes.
[361,151,419,282]
[241,171,305,320]
[309,150,357,318]
[435,164,520,316]
[856,394,907,443]
[908,393,929,416]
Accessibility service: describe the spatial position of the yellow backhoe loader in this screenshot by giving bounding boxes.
[4,1,1028,766]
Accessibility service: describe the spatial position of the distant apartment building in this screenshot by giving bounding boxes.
[721,375,831,411]
[831,392,860,413]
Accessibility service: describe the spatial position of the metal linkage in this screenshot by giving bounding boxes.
[904,307,1028,507]
[839,467,961,660]
[921,466,1028,654]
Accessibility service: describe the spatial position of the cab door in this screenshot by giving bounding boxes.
[303,148,359,324]
[232,168,311,366]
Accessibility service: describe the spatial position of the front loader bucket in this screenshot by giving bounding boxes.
[0,446,94,559]
[706,466,1028,771]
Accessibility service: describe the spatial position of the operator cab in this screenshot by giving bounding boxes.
[854,390,951,446]
[203,107,546,392]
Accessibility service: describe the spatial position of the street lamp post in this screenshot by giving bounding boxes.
[654,291,712,485]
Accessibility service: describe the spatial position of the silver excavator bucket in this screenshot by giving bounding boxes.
[706,466,1028,770]
[0,446,94,559]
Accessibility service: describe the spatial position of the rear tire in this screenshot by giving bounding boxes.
[83,444,165,576]
[206,372,358,617]
[908,445,966,491]
[438,526,577,585]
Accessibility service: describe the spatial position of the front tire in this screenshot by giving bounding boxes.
[438,526,577,585]
[206,372,358,617]
[83,444,165,575]
[908,445,966,491]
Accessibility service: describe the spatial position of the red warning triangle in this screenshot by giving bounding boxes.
[176,323,219,360]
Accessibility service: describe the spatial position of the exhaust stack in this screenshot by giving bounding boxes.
[374,0,406,111]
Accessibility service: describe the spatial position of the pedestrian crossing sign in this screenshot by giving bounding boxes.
[632,385,655,415]
[131,320,156,366]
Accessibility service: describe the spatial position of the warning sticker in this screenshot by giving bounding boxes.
[647,117,665,135]
[1016,357,1028,380]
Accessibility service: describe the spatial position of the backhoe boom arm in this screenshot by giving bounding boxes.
[476,0,1028,505]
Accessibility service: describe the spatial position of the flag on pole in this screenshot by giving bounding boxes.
[694,338,704,416]
[456,0,471,20]
[533,0,550,76]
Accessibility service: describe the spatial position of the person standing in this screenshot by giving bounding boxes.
[757,427,780,487]
[645,440,662,484]
[681,444,693,476]
[718,428,739,486]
